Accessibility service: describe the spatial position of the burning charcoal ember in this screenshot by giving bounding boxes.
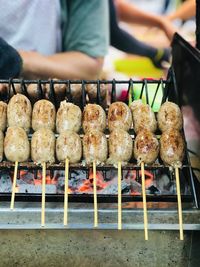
[100,179,130,194]
[78,171,107,193]
[82,104,106,133]
[56,131,82,163]
[17,170,57,194]
[19,170,35,184]
[7,93,32,133]
[83,130,107,164]
[0,130,3,162]
[108,101,132,132]
[31,128,55,164]
[0,172,12,192]
[107,129,132,165]
[146,185,160,194]
[53,170,88,193]
[69,170,87,192]
[134,130,159,165]
[160,129,185,167]
[130,180,142,195]
[4,127,30,162]
[130,99,157,134]
[157,101,183,132]
[156,173,175,194]
[0,101,7,132]
[32,99,56,131]
[127,169,157,195]
[56,101,82,133]
[17,183,56,194]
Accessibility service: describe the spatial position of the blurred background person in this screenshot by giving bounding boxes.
[0,0,109,80]
[109,0,177,69]
[166,0,195,21]
[0,37,22,79]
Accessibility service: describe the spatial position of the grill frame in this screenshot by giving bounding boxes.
[0,67,199,208]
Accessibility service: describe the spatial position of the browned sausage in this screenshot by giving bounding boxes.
[83,130,107,164]
[56,130,82,163]
[160,129,185,166]
[130,99,157,133]
[83,104,106,133]
[157,101,183,132]
[108,102,132,132]
[4,127,30,162]
[134,130,159,164]
[32,99,56,131]
[108,129,133,164]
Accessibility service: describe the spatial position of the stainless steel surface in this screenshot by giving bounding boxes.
[0,202,199,230]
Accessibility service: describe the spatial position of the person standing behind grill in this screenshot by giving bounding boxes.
[0,0,109,80]
[109,0,177,68]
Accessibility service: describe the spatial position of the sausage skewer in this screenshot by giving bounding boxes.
[4,127,30,210]
[41,162,46,227]
[175,167,184,240]
[10,161,18,210]
[134,130,159,240]
[160,129,185,240]
[118,161,122,230]
[31,128,55,227]
[93,160,98,227]
[83,130,108,227]
[56,130,82,226]
[64,158,69,226]
[108,129,133,229]
[141,161,148,240]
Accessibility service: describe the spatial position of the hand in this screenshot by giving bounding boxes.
[18,50,46,79]
[159,17,178,41]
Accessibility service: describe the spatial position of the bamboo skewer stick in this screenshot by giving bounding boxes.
[118,161,122,230]
[175,167,184,240]
[64,158,69,226]
[141,161,148,240]
[10,161,18,210]
[93,160,98,227]
[41,162,46,227]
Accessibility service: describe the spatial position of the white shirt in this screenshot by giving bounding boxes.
[0,0,62,55]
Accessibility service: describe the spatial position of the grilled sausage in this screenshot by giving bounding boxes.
[134,130,159,164]
[157,101,183,132]
[4,127,30,162]
[0,130,4,162]
[7,94,32,132]
[108,102,132,132]
[44,79,66,103]
[69,84,82,105]
[32,99,56,131]
[56,101,82,133]
[130,99,157,134]
[160,129,185,167]
[86,83,107,108]
[56,130,82,163]
[108,129,133,164]
[31,128,55,163]
[83,104,106,133]
[83,130,107,164]
[0,101,7,132]
[27,83,46,104]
